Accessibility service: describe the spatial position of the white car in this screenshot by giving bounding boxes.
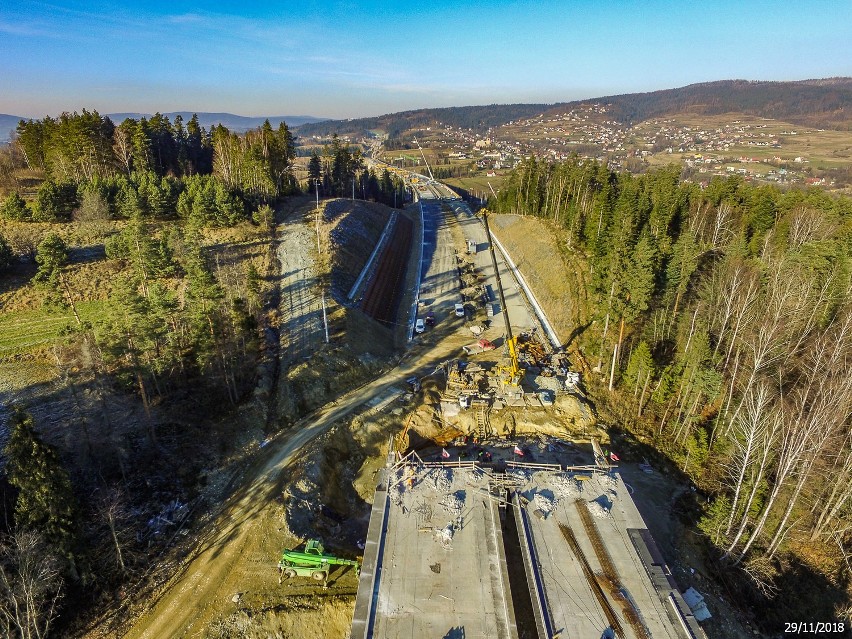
[454,303,465,318]
[415,318,425,334]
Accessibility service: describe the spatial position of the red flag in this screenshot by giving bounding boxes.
[609,451,620,462]
[441,448,450,459]
[513,445,524,456]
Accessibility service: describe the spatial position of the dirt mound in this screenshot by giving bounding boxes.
[281,411,403,545]
[491,214,590,347]
[400,369,601,444]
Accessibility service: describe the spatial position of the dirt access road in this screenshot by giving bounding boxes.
[120,333,468,639]
[278,211,326,363]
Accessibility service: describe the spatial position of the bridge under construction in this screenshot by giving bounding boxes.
[351,451,707,639]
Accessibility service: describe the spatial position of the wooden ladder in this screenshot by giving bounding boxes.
[475,404,490,440]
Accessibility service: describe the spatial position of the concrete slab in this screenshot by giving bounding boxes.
[354,461,706,639]
[516,470,702,639]
[352,464,517,639]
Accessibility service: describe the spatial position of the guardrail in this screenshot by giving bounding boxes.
[408,195,425,342]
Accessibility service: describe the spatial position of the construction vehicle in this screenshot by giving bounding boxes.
[278,539,360,586]
[481,211,521,386]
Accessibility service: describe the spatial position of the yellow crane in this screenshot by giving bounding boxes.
[482,210,521,385]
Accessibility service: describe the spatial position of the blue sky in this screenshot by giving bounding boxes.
[1,0,850,119]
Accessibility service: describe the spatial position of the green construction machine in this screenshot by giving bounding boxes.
[278,539,360,587]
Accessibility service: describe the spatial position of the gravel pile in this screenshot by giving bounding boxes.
[440,491,465,516]
[588,497,611,518]
[552,474,583,499]
[436,524,455,547]
[506,468,531,484]
[599,473,618,489]
[464,467,486,484]
[428,468,454,492]
[533,493,556,514]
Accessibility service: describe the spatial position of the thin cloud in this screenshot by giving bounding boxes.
[165,13,207,25]
[0,20,48,37]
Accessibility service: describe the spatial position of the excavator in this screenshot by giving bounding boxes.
[481,210,522,386]
[278,539,360,587]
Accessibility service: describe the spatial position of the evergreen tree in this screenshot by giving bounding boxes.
[33,181,77,222]
[33,233,72,312]
[4,409,79,572]
[33,234,67,284]
[15,118,47,170]
[0,192,30,221]
[307,152,321,192]
[0,233,14,272]
[185,114,212,175]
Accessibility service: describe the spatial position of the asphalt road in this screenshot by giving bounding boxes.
[451,200,536,335]
[416,198,460,327]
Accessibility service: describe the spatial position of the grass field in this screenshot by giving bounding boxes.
[0,300,106,357]
[443,174,508,200]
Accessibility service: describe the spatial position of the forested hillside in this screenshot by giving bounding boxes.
[547,78,852,130]
[0,110,406,637]
[295,78,852,140]
[493,157,852,627]
[295,103,560,138]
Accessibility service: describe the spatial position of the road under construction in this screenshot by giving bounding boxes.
[116,177,712,638]
[347,183,708,638]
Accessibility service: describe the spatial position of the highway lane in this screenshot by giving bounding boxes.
[415,195,459,328]
[450,200,536,336]
[366,148,536,339]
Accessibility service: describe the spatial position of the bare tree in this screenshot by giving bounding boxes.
[0,530,64,639]
[709,202,734,248]
[112,126,133,178]
[724,382,775,537]
[810,429,852,541]
[764,311,852,559]
[731,308,852,562]
[95,487,138,576]
[787,206,836,251]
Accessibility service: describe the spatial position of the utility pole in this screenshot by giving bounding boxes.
[413,137,435,183]
[322,293,329,343]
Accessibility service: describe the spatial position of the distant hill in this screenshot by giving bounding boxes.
[550,78,852,130]
[0,112,328,143]
[0,114,25,143]
[106,112,328,132]
[3,78,848,145]
[296,78,852,138]
[294,104,563,139]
